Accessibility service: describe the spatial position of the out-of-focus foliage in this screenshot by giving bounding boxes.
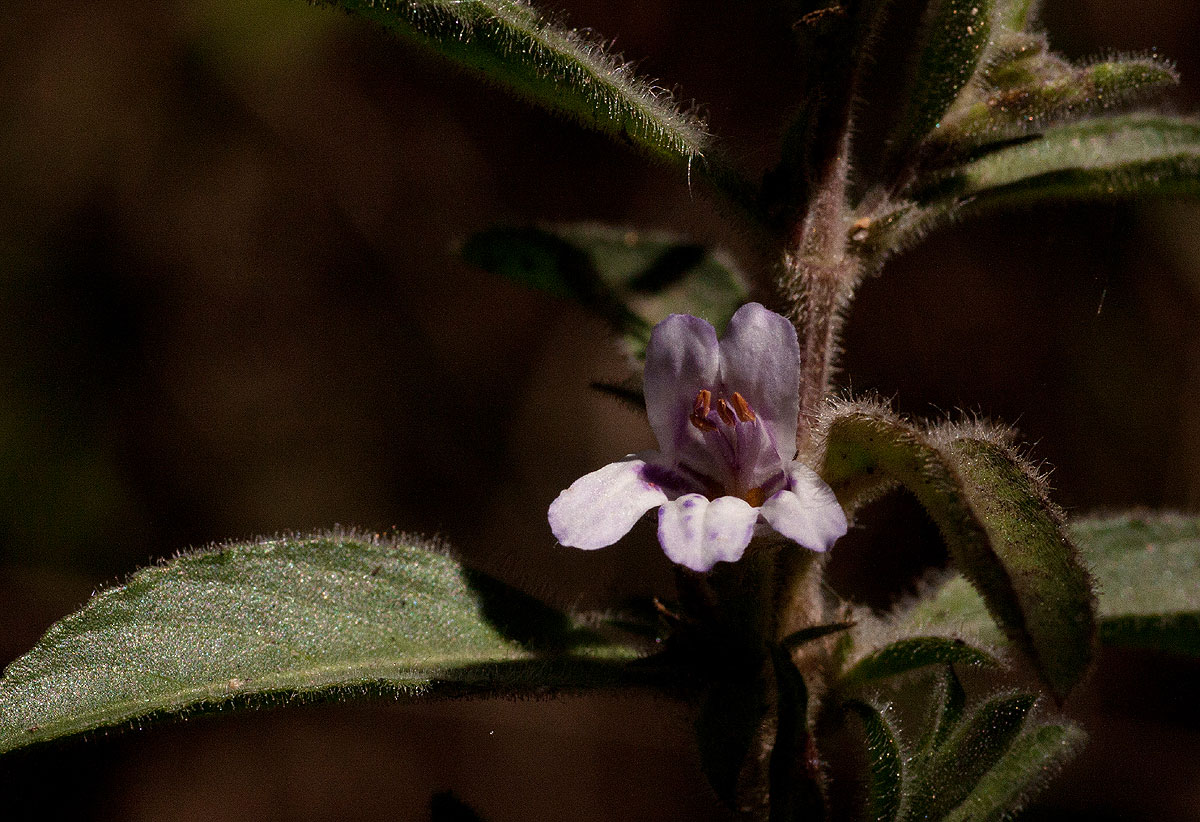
[463,224,749,361]
[897,513,1200,656]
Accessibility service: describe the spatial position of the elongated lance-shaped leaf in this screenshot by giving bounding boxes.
[782,620,856,651]
[315,0,709,168]
[913,666,966,755]
[463,224,749,360]
[0,533,651,756]
[885,0,993,172]
[933,50,1178,150]
[899,512,1200,657]
[902,692,1035,822]
[942,436,1096,697]
[844,700,904,822]
[940,721,1085,822]
[840,637,997,689]
[913,114,1200,214]
[818,405,1097,699]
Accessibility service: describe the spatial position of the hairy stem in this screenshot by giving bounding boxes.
[781,146,863,454]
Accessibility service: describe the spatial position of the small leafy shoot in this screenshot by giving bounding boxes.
[464,224,749,359]
[840,637,997,689]
[845,699,905,822]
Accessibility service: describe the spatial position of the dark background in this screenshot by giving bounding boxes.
[1,0,1198,818]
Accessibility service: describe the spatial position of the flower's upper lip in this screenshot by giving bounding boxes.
[642,302,802,497]
[643,302,802,470]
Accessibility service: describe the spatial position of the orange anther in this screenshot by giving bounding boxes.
[716,398,736,426]
[730,392,756,422]
[690,389,717,431]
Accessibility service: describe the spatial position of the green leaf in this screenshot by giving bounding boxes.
[935,52,1178,148]
[914,114,1200,212]
[844,699,904,822]
[903,692,1035,821]
[314,0,708,167]
[889,0,993,165]
[781,620,856,652]
[913,666,966,755]
[840,637,997,689]
[463,224,749,359]
[819,406,1097,699]
[0,533,647,756]
[940,721,1085,822]
[1076,513,1200,616]
[899,513,1200,657]
[1074,513,1200,655]
[941,437,1096,697]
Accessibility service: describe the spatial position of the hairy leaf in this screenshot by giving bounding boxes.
[943,437,1096,697]
[315,0,708,166]
[840,637,997,689]
[463,224,749,359]
[1100,613,1200,656]
[940,721,1085,822]
[0,533,647,756]
[914,114,1200,213]
[696,667,772,811]
[845,699,904,822]
[935,52,1178,149]
[913,666,966,755]
[890,0,993,163]
[903,692,1035,821]
[770,0,893,227]
[819,407,1097,698]
[901,513,1200,657]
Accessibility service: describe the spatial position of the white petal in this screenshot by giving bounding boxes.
[657,494,758,572]
[759,462,847,552]
[549,457,668,551]
[717,302,801,463]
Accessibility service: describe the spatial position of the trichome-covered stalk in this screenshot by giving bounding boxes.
[781,147,863,455]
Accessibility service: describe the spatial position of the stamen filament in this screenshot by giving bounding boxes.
[716,398,736,426]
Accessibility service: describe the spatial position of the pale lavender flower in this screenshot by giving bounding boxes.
[548,302,848,572]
